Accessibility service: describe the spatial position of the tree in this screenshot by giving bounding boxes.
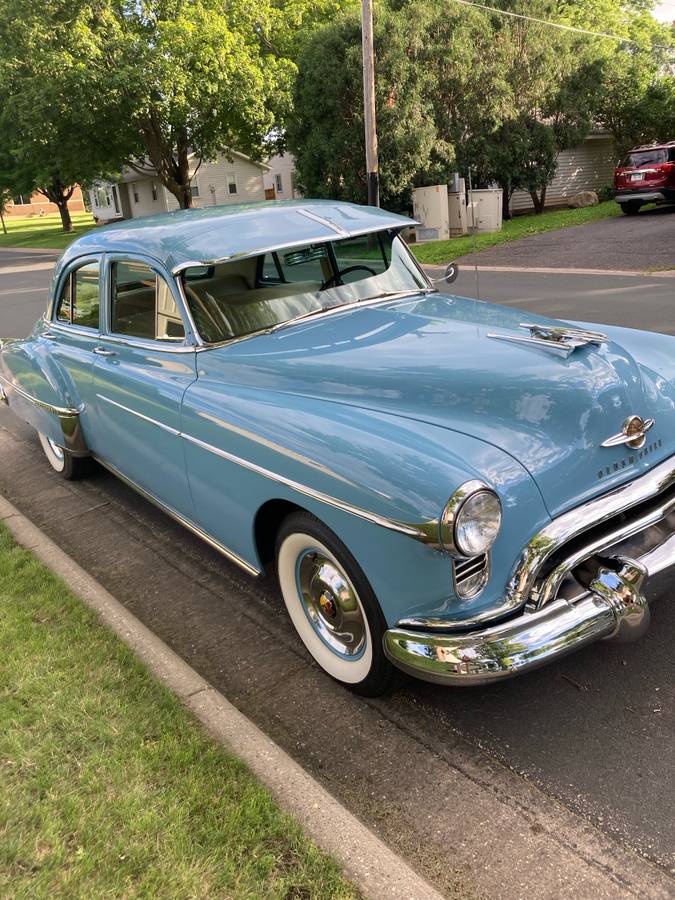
[288,6,444,207]
[0,1,132,231]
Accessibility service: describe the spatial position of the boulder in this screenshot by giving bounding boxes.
[567,190,599,209]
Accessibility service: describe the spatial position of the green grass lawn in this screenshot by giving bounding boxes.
[411,200,622,265]
[0,525,356,899]
[0,212,97,250]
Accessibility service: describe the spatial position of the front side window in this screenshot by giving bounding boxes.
[55,261,100,329]
[111,260,185,341]
[181,231,429,343]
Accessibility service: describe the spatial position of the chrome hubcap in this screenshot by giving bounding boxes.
[296,551,366,658]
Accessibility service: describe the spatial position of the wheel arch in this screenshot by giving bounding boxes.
[253,498,308,572]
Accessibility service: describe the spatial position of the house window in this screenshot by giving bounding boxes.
[227,173,237,195]
[95,186,109,208]
[12,194,29,206]
[275,174,283,194]
[151,181,158,201]
[190,183,200,199]
[132,184,140,203]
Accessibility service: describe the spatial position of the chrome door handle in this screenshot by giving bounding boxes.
[93,347,116,357]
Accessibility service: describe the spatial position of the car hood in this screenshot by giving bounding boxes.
[216,293,675,516]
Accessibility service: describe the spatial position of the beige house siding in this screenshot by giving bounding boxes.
[511,133,616,213]
[264,153,302,199]
[165,155,267,211]
[127,178,168,217]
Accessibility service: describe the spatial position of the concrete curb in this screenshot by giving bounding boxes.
[422,263,675,278]
[0,494,445,900]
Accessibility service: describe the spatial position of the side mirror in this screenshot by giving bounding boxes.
[432,261,459,285]
[444,262,459,283]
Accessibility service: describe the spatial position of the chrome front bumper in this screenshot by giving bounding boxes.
[385,456,675,685]
[384,557,657,685]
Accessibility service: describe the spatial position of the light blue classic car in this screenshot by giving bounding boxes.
[1,200,673,695]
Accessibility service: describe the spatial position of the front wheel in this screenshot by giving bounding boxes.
[38,432,90,480]
[619,201,642,216]
[275,511,397,696]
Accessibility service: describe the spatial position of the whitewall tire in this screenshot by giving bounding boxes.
[38,432,89,480]
[275,511,396,696]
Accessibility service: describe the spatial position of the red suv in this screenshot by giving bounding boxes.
[614,141,675,215]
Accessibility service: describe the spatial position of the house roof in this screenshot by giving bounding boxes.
[61,200,416,274]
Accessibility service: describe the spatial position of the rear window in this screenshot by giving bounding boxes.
[621,148,674,167]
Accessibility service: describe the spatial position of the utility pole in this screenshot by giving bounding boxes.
[361,0,379,207]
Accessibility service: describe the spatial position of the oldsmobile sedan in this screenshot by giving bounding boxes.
[1,200,673,695]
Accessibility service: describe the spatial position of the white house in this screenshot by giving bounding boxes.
[89,151,271,222]
[264,153,303,200]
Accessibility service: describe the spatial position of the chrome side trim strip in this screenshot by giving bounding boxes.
[95,394,181,436]
[296,207,350,236]
[93,455,261,577]
[181,431,429,541]
[0,372,81,417]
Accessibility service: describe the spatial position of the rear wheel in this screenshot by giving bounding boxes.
[619,201,642,216]
[38,432,89,480]
[275,511,397,696]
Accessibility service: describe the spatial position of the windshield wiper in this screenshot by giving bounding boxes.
[272,288,438,333]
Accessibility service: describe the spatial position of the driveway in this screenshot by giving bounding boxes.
[456,203,675,272]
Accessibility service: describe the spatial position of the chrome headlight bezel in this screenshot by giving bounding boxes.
[440,480,502,558]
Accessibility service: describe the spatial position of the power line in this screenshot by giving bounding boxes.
[447,0,675,51]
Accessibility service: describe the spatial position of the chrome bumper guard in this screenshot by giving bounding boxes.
[385,457,675,685]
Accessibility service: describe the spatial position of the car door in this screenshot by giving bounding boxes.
[89,254,198,519]
[47,256,102,439]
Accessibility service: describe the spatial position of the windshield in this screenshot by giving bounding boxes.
[180,231,431,342]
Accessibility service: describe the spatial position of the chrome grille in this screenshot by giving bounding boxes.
[453,553,489,599]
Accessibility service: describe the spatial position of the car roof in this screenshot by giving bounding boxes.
[62,200,416,274]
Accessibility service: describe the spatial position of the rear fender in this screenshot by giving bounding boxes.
[0,336,88,455]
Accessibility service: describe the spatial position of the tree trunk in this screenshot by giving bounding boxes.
[55,197,73,232]
[176,184,194,209]
[0,210,6,234]
[501,181,512,221]
[529,184,548,215]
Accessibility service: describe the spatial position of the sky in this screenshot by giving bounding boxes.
[653,2,675,22]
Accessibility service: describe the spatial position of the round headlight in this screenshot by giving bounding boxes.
[441,482,502,557]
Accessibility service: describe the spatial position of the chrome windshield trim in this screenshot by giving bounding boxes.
[181,430,430,540]
[95,394,181,436]
[0,372,82,417]
[93,455,261,576]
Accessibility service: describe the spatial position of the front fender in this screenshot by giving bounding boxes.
[181,378,550,625]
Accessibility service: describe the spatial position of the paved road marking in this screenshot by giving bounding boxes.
[425,263,675,278]
[0,262,56,274]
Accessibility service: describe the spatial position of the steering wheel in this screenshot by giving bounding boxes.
[320,265,377,291]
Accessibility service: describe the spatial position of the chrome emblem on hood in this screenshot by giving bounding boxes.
[601,415,655,450]
[487,323,608,357]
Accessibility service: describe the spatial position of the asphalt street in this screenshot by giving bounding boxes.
[0,245,674,896]
[454,202,675,272]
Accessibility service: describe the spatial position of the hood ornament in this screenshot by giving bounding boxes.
[487,323,608,357]
[601,415,655,450]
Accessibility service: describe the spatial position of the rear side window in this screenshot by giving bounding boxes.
[111,260,185,341]
[55,262,100,329]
